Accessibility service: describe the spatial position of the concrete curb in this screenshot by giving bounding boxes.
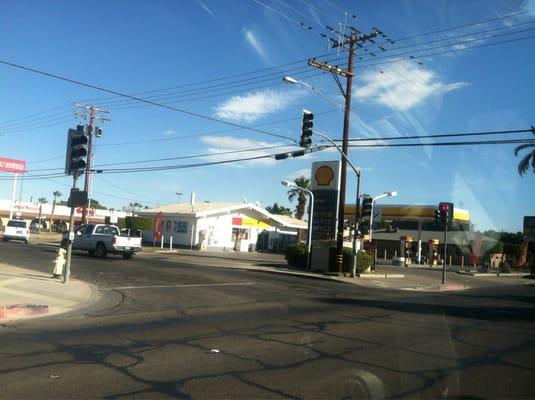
[0,277,100,324]
[400,283,469,292]
[457,271,530,277]
[358,273,405,279]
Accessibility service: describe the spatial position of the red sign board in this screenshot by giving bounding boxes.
[0,157,26,173]
[232,217,242,226]
[154,212,163,242]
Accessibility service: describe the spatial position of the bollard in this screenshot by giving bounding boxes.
[170,236,173,250]
[394,250,397,259]
[161,235,164,249]
[384,249,387,261]
[461,256,464,269]
[449,255,452,267]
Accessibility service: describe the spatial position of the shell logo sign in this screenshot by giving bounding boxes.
[315,165,334,186]
[310,160,341,191]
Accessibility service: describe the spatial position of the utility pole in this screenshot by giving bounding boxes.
[308,29,380,274]
[75,103,110,224]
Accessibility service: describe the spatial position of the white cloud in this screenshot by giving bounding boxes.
[285,168,311,181]
[214,89,301,123]
[163,129,176,136]
[525,0,535,15]
[354,62,469,111]
[200,135,295,167]
[243,28,267,61]
[195,0,215,17]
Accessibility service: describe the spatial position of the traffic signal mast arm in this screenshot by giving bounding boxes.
[310,128,361,177]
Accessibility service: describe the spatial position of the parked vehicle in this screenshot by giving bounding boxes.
[2,219,30,243]
[61,223,142,259]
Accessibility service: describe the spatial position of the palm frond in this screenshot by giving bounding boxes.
[514,143,535,156]
[518,152,532,176]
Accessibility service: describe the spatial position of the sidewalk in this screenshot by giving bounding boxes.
[0,263,98,324]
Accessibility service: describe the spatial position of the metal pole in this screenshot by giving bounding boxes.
[335,36,356,275]
[64,174,79,284]
[81,106,95,224]
[352,173,361,277]
[306,190,314,270]
[369,200,376,241]
[442,224,448,284]
[9,173,18,219]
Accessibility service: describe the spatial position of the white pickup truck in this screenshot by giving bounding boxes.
[62,224,142,259]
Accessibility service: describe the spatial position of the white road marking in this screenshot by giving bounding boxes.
[113,282,256,290]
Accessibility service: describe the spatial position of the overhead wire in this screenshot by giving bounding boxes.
[3,11,530,130]
[0,59,298,143]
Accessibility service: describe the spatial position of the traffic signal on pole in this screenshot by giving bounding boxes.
[436,202,454,226]
[434,208,441,225]
[65,125,88,176]
[300,109,313,148]
[361,197,373,220]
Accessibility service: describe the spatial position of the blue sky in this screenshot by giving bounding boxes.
[0,0,534,232]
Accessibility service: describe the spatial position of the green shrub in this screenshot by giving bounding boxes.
[285,243,308,269]
[328,247,374,274]
[356,250,374,274]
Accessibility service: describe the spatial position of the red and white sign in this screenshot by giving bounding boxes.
[76,207,95,216]
[0,157,26,173]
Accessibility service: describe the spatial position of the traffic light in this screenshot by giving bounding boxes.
[439,202,454,226]
[65,125,88,176]
[300,109,313,148]
[361,196,373,220]
[434,208,441,225]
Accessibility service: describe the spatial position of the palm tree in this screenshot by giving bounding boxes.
[49,191,62,232]
[287,176,310,220]
[515,128,535,176]
[37,197,48,204]
[128,202,143,216]
[266,202,292,216]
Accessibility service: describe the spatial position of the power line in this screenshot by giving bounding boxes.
[356,24,535,66]
[0,59,297,143]
[392,10,528,43]
[97,177,162,205]
[97,109,338,147]
[358,31,535,69]
[24,144,295,173]
[360,19,535,61]
[2,13,531,134]
[347,138,535,148]
[346,128,535,142]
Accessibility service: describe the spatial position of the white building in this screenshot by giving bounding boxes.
[0,198,127,228]
[139,202,307,252]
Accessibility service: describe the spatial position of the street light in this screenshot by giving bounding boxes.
[176,192,182,203]
[282,76,345,108]
[369,191,397,241]
[281,180,314,271]
[284,74,362,275]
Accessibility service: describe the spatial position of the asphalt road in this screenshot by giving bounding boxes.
[1,240,535,399]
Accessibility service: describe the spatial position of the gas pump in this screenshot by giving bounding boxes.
[400,236,413,267]
[428,239,439,266]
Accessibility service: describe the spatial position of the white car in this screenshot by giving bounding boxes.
[2,219,30,243]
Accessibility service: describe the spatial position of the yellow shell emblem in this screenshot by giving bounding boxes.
[315,165,334,186]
